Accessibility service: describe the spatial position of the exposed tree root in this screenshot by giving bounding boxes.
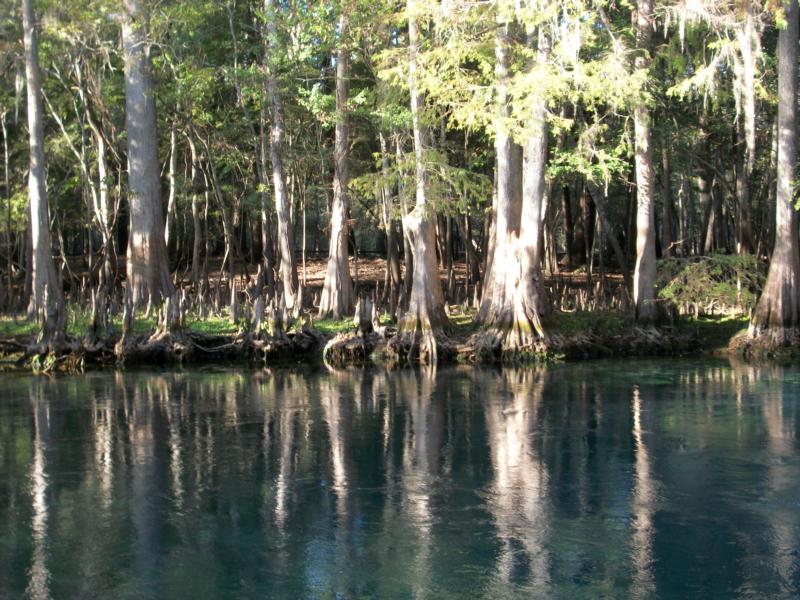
[731,327,800,360]
[323,331,379,367]
[473,262,549,361]
[463,322,694,363]
[386,328,455,365]
[11,325,326,373]
[0,314,729,372]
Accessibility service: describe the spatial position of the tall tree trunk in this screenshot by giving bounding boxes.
[79,77,116,287]
[749,0,799,341]
[396,135,414,308]
[379,133,401,316]
[516,29,550,337]
[2,110,12,305]
[94,127,114,287]
[762,118,778,257]
[22,0,65,349]
[735,1,758,256]
[164,124,177,249]
[456,213,481,286]
[399,0,449,359]
[259,107,276,296]
[632,0,657,321]
[264,0,298,311]
[586,181,634,294]
[579,185,595,265]
[570,183,593,266]
[319,13,354,318]
[661,141,673,258]
[186,134,203,287]
[121,0,173,306]
[698,167,714,255]
[230,5,275,296]
[561,185,574,268]
[475,25,548,352]
[735,120,755,255]
[479,24,518,321]
[200,138,236,306]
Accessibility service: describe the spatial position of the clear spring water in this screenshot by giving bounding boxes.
[1,360,799,599]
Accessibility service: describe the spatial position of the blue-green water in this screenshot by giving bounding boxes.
[1,360,799,599]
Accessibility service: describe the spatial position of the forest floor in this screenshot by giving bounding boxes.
[0,256,751,370]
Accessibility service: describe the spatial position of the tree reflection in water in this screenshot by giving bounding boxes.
[481,368,551,596]
[26,381,50,600]
[0,362,799,598]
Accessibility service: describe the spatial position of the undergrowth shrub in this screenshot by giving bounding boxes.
[656,254,764,316]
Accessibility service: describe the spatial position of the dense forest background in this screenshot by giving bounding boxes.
[0,0,797,360]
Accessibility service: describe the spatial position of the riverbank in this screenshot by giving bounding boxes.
[0,308,751,372]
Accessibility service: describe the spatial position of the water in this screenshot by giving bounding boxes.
[1,360,799,599]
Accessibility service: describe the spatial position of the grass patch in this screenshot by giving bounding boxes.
[312,317,357,336]
[312,313,396,336]
[542,311,627,337]
[186,315,238,336]
[676,314,749,353]
[447,308,480,340]
[0,315,39,338]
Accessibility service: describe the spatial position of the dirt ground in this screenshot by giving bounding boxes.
[218,255,625,296]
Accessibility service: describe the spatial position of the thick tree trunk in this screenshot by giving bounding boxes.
[264,0,298,312]
[749,0,799,341]
[475,26,549,353]
[121,0,173,306]
[632,0,657,322]
[22,0,65,349]
[398,0,449,360]
[319,13,354,318]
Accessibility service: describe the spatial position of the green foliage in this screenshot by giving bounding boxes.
[657,255,765,314]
